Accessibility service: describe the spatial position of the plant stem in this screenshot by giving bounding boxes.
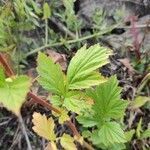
[45,19,48,45]
[51,17,76,39]
[25,24,118,57]
[28,92,61,114]
[136,73,150,95]
[0,53,15,76]
[18,115,32,150]
[66,121,94,150]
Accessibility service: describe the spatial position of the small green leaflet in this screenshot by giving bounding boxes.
[125,129,135,142]
[87,76,128,121]
[67,44,112,89]
[37,52,65,96]
[0,68,30,116]
[98,122,126,146]
[141,129,150,139]
[43,3,51,19]
[77,115,98,127]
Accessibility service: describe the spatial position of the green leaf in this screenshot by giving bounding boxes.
[108,143,126,150]
[50,95,62,107]
[98,122,127,146]
[63,97,89,114]
[77,116,97,127]
[141,129,150,139]
[125,129,135,141]
[43,3,51,19]
[0,69,30,116]
[0,67,5,85]
[136,118,143,138]
[63,91,90,114]
[67,44,112,89]
[88,76,128,121]
[37,52,65,96]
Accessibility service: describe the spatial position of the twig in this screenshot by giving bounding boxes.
[18,115,32,150]
[51,17,76,39]
[25,24,119,57]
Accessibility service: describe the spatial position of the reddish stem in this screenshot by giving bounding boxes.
[28,92,61,114]
[0,53,15,77]
[66,120,80,137]
[130,16,141,60]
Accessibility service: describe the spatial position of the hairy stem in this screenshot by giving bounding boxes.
[25,24,118,57]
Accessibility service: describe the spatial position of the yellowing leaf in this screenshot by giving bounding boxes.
[0,68,30,116]
[44,142,57,150]
[32,112,56,141]
[60,134,77,150]
[67,44,112,89]
[59,109,70,124]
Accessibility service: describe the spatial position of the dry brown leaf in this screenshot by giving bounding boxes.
[118,58,135,74]
[47,50,67,71]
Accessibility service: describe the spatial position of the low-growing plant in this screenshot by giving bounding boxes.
[0,44,134,149]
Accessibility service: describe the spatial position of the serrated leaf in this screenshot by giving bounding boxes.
[63,91,90,114]
[50,95,62,107]
[32,112,56,141]
[43,3,51,19]
[125,129,135,141]
[88,76,128,121]
[0,68,30,116]
[68,72,107,89]
[77,116,97,127]
[141,129,150,139]
[37,52,65,96]
[67,44,112,89]
[98,122,126,146]
[60,134,77,150]
[108,143,126,150]
[129,96,150,110]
